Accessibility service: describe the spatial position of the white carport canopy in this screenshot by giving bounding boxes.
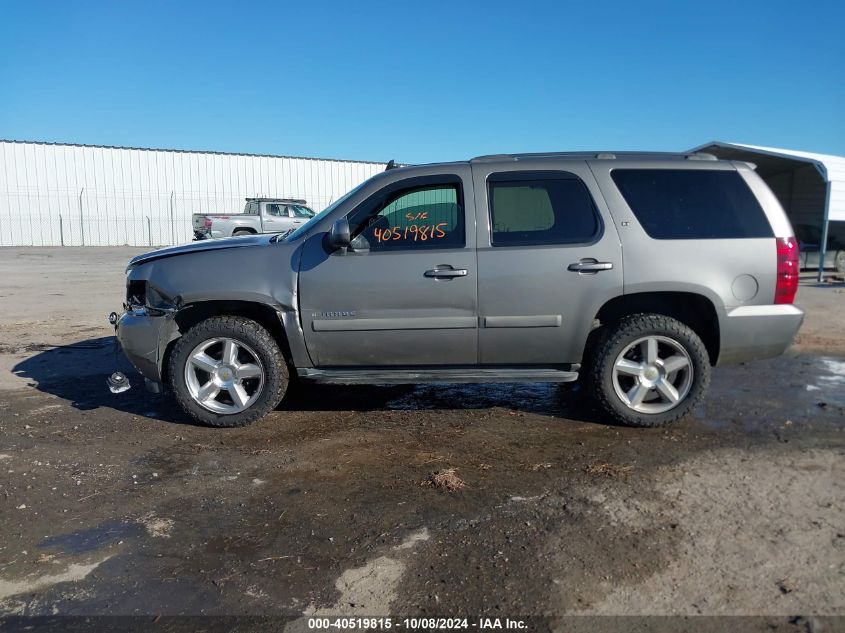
[690,142,845,280]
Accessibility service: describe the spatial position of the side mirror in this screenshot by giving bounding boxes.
[327,218,351,250]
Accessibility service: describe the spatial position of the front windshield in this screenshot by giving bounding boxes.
[278,181,370,242]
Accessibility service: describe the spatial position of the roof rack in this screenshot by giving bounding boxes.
[245,197,308,204]
[470,151,721,163]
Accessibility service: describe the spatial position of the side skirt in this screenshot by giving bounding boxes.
[295,366,580,385]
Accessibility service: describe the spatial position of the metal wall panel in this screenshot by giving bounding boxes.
[0,141,386,246]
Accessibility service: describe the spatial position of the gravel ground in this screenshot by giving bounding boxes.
[0,247,843,626]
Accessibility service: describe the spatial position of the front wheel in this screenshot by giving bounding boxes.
[589,314,710,427]
[168,316,288,427]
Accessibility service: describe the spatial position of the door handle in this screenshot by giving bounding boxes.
[567,259,614,273]
[424,266,468,279]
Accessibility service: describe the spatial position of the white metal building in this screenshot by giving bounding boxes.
[0,140,387,247]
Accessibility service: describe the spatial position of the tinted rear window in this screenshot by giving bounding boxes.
[611,169,773,239]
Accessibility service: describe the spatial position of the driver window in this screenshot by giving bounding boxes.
[348,182,464,251]
[291,204,315,218]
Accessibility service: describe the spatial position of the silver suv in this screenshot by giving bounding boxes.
[115,152,804,428]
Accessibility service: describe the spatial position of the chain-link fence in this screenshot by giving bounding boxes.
[0,188,342,247]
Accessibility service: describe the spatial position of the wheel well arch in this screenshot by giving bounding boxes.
[161,300,292,384]
[233,227,257,234]
[591,292,720,365]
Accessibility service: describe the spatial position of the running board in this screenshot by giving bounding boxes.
[296,367,580,385]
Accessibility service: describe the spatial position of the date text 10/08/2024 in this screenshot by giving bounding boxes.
[307,617,528,630]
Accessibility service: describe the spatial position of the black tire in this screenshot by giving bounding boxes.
[232,229,253,237]
[168,316,288,427]
[588,314,710,427]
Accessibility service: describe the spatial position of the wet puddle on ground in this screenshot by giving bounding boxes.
[699,353,845,430]
[38,521,143,555]
[815,357,845,404]
[376,353,845,432]
[385,382,568,413]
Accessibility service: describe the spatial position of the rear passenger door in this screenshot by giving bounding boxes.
[472,163,623,365]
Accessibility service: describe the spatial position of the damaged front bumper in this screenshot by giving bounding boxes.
[114,307,180,386]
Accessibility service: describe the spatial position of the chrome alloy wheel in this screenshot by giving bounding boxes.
[611,335,693,414]
[184,337,265,414]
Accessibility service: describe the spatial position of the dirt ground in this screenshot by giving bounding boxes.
[0,247,843,627]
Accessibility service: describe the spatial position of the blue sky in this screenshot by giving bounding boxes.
[1,0,843,164]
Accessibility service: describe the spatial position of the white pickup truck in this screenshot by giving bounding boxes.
[193,198,316,240]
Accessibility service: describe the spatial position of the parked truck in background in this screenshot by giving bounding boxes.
[793,222,845,273]
[192,198,316,240]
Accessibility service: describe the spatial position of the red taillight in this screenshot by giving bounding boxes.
[774,237,799,304]
[203,217,213,228]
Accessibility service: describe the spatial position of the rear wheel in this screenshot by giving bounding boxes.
[232,229,254,237]
[168,316,288,427]
[589,314,710,427]
[835,250,845,274]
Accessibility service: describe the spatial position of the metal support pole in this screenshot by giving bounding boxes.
[59,214,64,246]
[817,180,832,283]
[78,188,85,246]
[147,216,152,246]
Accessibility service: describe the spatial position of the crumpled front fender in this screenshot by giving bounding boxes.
[116,310,180,383]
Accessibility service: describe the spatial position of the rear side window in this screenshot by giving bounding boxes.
[611,169,773,239]
[488,171,601,246]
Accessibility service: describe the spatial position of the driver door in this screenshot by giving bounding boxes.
[287,204,314,232]
[298,169,478,366]
[262,203,294,233]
